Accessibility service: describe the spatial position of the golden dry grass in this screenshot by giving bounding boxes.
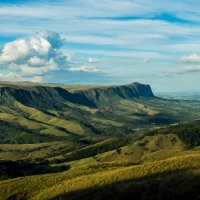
[0,154,199,200]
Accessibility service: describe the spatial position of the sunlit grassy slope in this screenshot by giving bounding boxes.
[95,134,186,164]
[0,82,200,145]
[0,126,199,199]
[0,82,200,199]
[0,154,199,200]
[0,124,200,199]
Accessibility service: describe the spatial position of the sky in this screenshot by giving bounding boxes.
[0,0,200,92]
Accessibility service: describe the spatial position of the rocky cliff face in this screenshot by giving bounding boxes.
[0,82,155,109]
[0,86,95,109]
[76,82,154,105]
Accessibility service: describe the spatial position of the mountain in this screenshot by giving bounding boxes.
[0,85,96,109]
[0,82,200,200]
[0,81,200,145]
[76,82,155,105]
[0,82,154,109]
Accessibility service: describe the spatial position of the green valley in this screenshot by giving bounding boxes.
[0,82,200,200]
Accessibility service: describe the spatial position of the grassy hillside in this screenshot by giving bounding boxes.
[148,120,200,149]
[95,134,185,164]
[0,82,200,199]
[0,154,199,200]
[0,82,200,145]
[0,120,63,144]
[0,121,200,199]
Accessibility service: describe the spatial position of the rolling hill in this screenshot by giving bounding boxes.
[0,82,200,200]
[0,82,200,145]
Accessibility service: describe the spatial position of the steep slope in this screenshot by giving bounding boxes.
[76,82,155,105]
[0,82,155,109]
[0,85,96,109]
[0,82,200,145]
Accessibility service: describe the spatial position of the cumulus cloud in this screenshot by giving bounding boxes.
[69,65,101,73]
[0,31,69,79]
[168,53,200,76]
[181,53,200,63]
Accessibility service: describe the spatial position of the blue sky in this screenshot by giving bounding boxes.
[0,0,200,92]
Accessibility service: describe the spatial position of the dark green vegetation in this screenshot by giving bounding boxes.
[0,120,64,144]
[0,82,200,144]
[148,120,200,149]
[0,160,69,180]
[0,82,200,200]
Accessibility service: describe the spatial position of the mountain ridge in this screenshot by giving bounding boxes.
[0,82,155,108]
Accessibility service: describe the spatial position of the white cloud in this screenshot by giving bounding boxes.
[181,53,200,63]
[178,65,200,74]
[164,65,200,77]
[28,56,46,66]
[88,58,98,63]
[69,66,101,73]
[0,31,69,78]
[18,62,58,75]
[0,72,43,82]
[0,1,200,64]
[1,1,200,87]
[0,0,198,22]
